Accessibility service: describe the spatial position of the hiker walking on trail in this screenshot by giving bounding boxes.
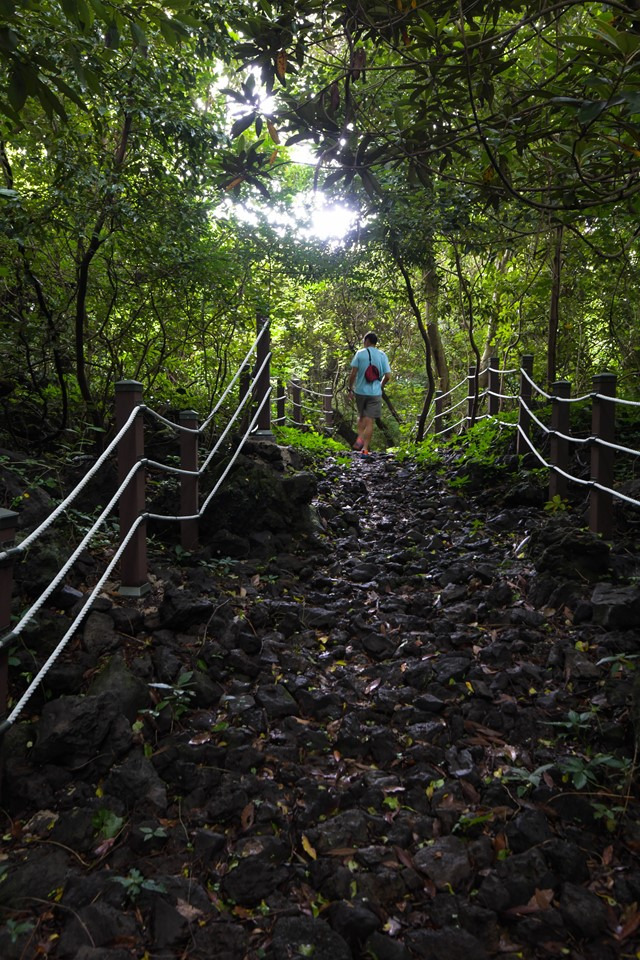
[348,332,391,454]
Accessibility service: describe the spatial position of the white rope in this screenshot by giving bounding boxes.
[200,322,270,431]
[298,384,332,398]
[592,436,640,458]
[0,405,141,563]
[198,352,271,474]
[488,389,518,401]
[520,367,553,400]
[434,415,466,436]
[0,462,144,650]
[147,387,272,522]
[447,393,470,414]
[488,366,518,375]
[436,374,469,403]
[491,417,518,428]
[139,326,271,438]
[145,459,195,478]
[595,393,640,408]
[3,514,146,727]
[592,481,640,507]
[133,353,274,480]
[141,407,196,435]
[514,426,640,506]
[556,392,593,404]
[519,398,552,437]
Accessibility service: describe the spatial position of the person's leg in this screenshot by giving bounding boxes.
[360,415,374,451]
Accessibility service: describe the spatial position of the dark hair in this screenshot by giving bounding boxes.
[364,332,378,345]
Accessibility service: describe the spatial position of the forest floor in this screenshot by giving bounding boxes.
[1,448,640,959]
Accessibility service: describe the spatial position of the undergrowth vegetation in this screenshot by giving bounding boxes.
[273,425,351,464]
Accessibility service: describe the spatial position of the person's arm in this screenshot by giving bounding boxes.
[348,365,357,396]
[381,353,391,388]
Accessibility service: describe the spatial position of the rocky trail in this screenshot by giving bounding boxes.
[1,445,640,960]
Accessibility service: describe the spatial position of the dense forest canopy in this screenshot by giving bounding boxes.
[1,0,640,446]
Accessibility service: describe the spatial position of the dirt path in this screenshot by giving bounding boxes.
[0,452,639,959]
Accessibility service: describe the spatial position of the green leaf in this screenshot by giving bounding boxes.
[418,10,436,32]
[130,22,147,48]
[159,19,180,46]
[88,0,109,21]
[0,27,18,52]
[104,22,119,49]
[49,75,88,111]
[7,65,27,113]
[230,112,256,138]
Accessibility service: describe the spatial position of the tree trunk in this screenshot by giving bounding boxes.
[547,224,563,386]
[423,258,449,394]
[393,254,434,441]
[453,244,481,425]
[480,248,511,387]
[75,113,132,429]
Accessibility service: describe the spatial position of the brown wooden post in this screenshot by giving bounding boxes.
[0,510,18,723]
[239,370,251,431]
[276,379,285,425]
[589,372,617,538]
[488,356,500,417]
[239,371,250,406]
[255,312,272,434]
[323,388,333,429]
[291,378,302,427]
[434,390,444,436]
[549,380,570,502]
[115,380,148,595]
[179,409,199,552]
[466,365,476,428]
[517,354,534,456]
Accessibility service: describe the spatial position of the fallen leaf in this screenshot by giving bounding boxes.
[240,803,255,831]
[176,898,203,921]
[301,834,317,860]
[507,888,554,916]
[93,837,116,857]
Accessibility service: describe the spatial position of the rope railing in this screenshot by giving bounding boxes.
[428,355,639,539]
[0,317,277,732]
[148,387,272,522]
[0,513,147,736]
[0,405,141,564]
[488,365,518,375]
[298,382,332,398]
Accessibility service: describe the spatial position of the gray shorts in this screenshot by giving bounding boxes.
[356,393,382,419]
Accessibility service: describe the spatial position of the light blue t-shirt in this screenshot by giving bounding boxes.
[350,346,391,395]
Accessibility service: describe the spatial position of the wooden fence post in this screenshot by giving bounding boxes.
[291,378,302,427]
[589,372,617,538]
[466,365,476,428]
[0,509,18,723]
[549,380,571,502]
[323,388,333,429]
[276,379,285,426]
[179,409,199,552]
[255,313,272,434]
[115,381,148,595]
[434,390,444,437]
[488,356,500,417]
[517,354,534,457]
